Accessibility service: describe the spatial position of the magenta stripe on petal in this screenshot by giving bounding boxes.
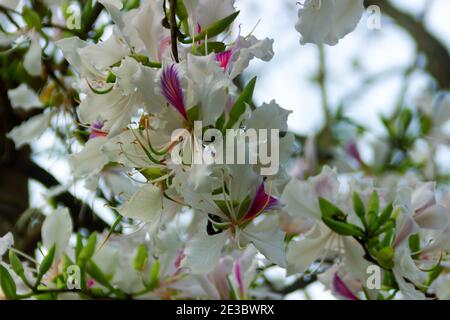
[216,50,233,71]
[333,273,359,300]
[243,182,279,221]
[161,65,187,119]
[234,261,245,298]
[89,121,107,139]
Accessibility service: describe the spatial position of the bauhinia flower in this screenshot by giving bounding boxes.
[295,0,365,46]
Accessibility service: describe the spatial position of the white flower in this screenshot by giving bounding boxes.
[0,232,14,259]
[295,0,364,46]
[7,84,42,110]
[7,111,51,148]
[119,183,164,224]
[0,0,21,11]
[69,137,109,177]
[229,36,274,80]
[24,31,42,76]
[78,32,129,71]
[41,208,73,259]
[184,0,236,32]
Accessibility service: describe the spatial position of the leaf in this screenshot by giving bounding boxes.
[318,197,346,220]
[148,259,160,290]
[408,234,420,260]
[133,244,149,271]
[193,11,240,42]
[376,246,394,269]
[0,265,17,299]
[78,233,97,265]
[322,217,365,237]
[86,261,113,290]
[8,250,24,277]
[225,76,257,130]
[352,192,366,224]
[196,42,226,55]
[367,191,379,214]
[38,244,56,279]
[22,7,42,30]
[175,0,189,21]
[377,202,393,228]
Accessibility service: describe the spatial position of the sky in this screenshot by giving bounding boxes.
[28,0,450,299]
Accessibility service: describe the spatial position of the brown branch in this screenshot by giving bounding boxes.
[2,157,109,232]
[168,0,179,62]
[364,0,450,89]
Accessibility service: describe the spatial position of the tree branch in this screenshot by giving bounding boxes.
[364,0,450,89]
[3,157,108,232]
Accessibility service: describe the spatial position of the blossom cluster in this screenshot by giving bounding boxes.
[1,0,450,300]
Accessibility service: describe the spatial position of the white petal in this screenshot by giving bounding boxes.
[240,215,287,268]
[69,137,109,177]
[55,37,89,75]
[7,84,42,110]
[246,100,291,133]
[184,226,229,274]
[0,0,20,10]
[416,205,450,230]
[6,112,51,148]
[281,178,321,220]
[286,224,331,274]
[230,36,274,79]
[120,184,163,223]
[42,208,73,259]
[0,232,14,257]
[295,0,364,46]
[24,32,42,76]
[78,33,129,70]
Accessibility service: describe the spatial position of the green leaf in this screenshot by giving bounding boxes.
[148,259,160,290]
[225,77,257,130]
[0,265,17,299]
[38,244,56,278]
[175,0,188,21]
[377,202,393,228]
[318,197,346,220]
[352,192,366,225]
[141,167,166,181]
[193,11,240,42]
[22,7,42,30]
[187,105,200,122]
[368,191,379,214]
[196,42,226,55]
[377,246,395,269]
[9,250,24,277]
[86,261,112,290]
[322,217,365,237]
[125,0,140,11]
[78,233,97,265]
[408,234,420,260]
[399,108,413,134]
[134,245,149,271]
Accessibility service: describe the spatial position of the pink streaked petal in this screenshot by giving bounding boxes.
[161,65,187,119]
[158,36,172,62]
[333,273,359,300]
[89,121,108,139]
[243,182,279,221]
[87,278,96,289]
[216,50,233,71]
[233,261,245,298]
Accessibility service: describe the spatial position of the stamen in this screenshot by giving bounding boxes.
[160,65,187,119]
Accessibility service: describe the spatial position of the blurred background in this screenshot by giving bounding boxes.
[1,0,450,299]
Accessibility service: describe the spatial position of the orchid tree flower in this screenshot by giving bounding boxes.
[181,168,286,274]
[295,0,365,46]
